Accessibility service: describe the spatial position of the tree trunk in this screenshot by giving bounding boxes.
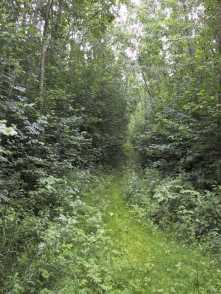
[33,0,42,26]
[39,0,52,112]
[181,0,197,101]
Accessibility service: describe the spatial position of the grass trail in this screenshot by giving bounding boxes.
[52,174,220,294]
[104,176,219,293]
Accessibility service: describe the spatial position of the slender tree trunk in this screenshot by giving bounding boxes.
[138,56,154,113]
[216,4,221,128]
[33,0,42,26]
[24,0,42,89]
[39,0,52,112]
[181,0,197,102]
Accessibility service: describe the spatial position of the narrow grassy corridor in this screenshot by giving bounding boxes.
[104,177,220,293]
[52,174,220,294]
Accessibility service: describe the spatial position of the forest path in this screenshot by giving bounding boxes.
[103,176,216,293]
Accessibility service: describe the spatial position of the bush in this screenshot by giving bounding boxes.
[0,170,119,293]
[124,168,221,250]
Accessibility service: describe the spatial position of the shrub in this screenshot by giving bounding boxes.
[124,168,221,250]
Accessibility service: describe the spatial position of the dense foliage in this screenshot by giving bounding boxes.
[0,0,129,200]
[1,0,221,292]
[130,0,221,189]
[124,0,221,247]
[0,1,129,292]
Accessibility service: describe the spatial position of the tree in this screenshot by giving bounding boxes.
[0,0,128,205]
[128,0,221,188]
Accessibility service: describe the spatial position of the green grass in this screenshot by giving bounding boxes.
[51,174,221,294]
[103,176,221,294]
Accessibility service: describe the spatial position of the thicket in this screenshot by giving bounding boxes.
[125,0,221,249]
[0,1,129,292]
[124,167,221,250]
[1,171,136,293]
[2,0,221,291]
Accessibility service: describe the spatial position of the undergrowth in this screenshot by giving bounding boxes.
[124,166,221,251]
[0,169,115,293]
[103,176,221,293]
[1,168,221,293]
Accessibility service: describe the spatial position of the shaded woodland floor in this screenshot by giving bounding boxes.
[52,174,221,294]
[103,177,220,293]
